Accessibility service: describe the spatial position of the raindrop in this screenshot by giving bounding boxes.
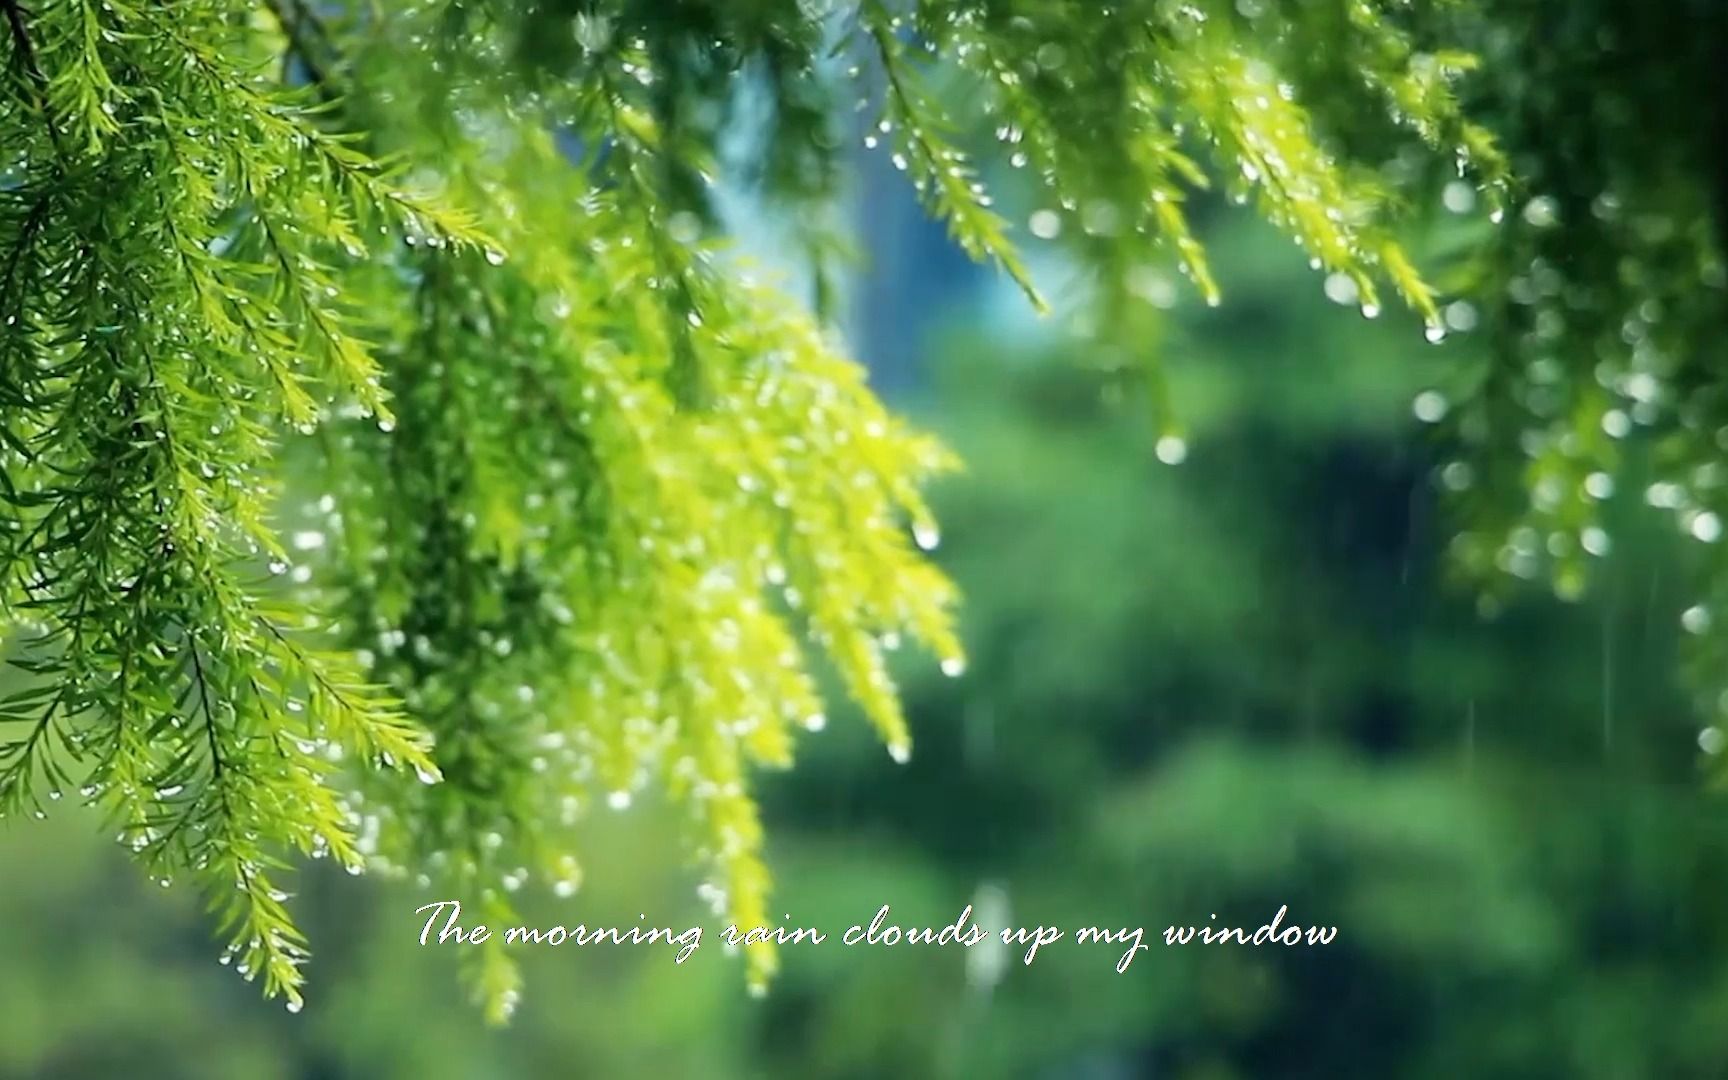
[607,790,632,810]
[1412,391,1448,423]
[1682,605,1712,634]
[1523,196,1560,228]
[940,656,966,677]
[1322,273,1358,305]
[1155,435,1187,465]
[1440,462,1474,491]
[1444,301,1479,333]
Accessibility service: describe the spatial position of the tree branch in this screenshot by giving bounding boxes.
[1,0,68,157]
[259,0,339,102]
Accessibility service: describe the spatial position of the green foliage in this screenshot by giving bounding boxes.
[1,0,1502,1016]
[1408,0,1728,756]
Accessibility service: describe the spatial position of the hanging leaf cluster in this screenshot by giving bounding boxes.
[1419,1,1728,741]
[1,0,1502,1017]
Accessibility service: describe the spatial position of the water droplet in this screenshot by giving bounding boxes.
[1444,301,1479,333]
[1442,181,1476,214]
[607,790,632,810]
[414,763,443,785]
[940,656,966,678]
[1412,391,1448,423]
[1523,196,1559,229]
[912,519,940,551]
[887,741,911,764]
[286,998,304,1014]
[1155,436,1187,465]
[1323,273,1359,306]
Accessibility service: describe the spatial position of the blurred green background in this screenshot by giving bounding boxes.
[7,61,1728,1080]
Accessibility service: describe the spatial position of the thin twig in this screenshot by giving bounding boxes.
[1,0,69,158]
[259,0,339,102]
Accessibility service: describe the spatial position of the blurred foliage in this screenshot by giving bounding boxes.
[1427,0,1728,741]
